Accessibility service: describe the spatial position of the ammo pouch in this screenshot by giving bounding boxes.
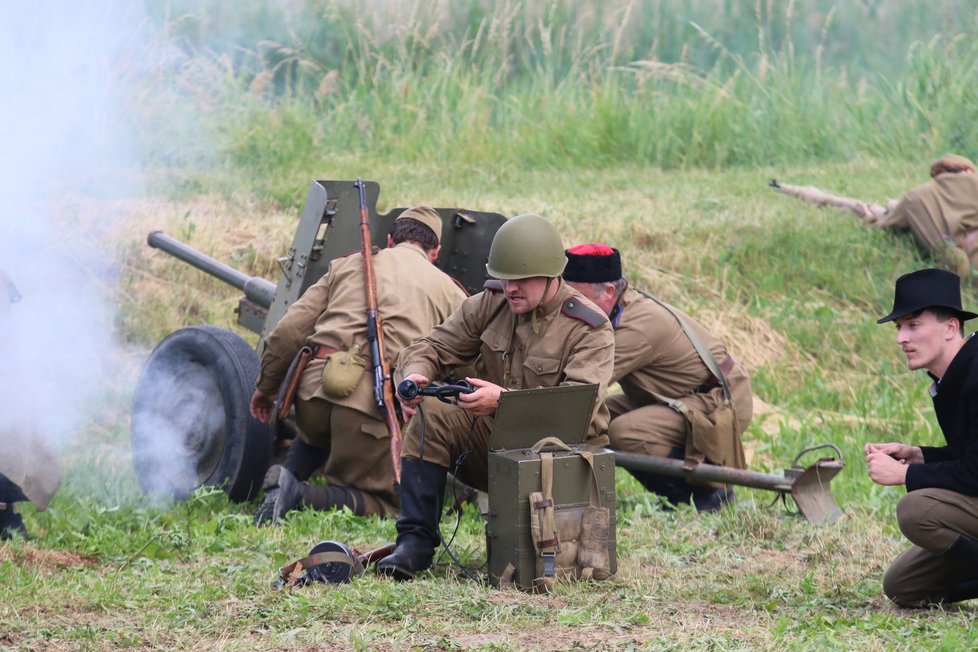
[684,399,745,471]
[320,345,364,398]
[490,437,617,593]
[651,390,746,487]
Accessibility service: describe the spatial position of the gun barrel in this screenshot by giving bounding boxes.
[611,451,795,492]
[147,231,276,309]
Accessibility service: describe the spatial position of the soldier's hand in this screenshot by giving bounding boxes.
[866,452,909,486]
[457,377,503,416]
[250,389,275,424]
[397,373,430,418]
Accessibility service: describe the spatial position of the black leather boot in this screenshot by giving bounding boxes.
[283,437,330,482]
[376,458,447,581]
[254,438,330,526]
[254,465,303,526]
[0,504,28,540]
[945,579,978,604]
[937,535,978,604]
[691,485,736,512]
[627,469,693,509]
[301,483,366,516]
[0,475,28,539]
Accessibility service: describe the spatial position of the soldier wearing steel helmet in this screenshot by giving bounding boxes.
[376,213,615,581]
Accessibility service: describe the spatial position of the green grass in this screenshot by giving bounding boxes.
[7,2,978,649]
[9,162,977,650]
[132,0,978,205]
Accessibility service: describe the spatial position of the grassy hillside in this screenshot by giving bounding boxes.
[4,1,978,650]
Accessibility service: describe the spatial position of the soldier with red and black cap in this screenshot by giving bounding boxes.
[563,243,753,511]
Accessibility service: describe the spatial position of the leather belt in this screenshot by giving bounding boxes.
[313,345,340,359]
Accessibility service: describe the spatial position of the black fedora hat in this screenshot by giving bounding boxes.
[877,268,978,324]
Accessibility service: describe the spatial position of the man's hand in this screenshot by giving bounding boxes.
[866,452,910,486]
[457,377,503,417]
[250,389,275,424]
[397,373,430,419]
[864,442,924,464]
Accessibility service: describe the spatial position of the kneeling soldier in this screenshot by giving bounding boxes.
[563,244,753,511]
[376,214,615,580]
[250,207,466,523]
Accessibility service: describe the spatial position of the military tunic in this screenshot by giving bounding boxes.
[605,287,752,467]
[873,172,978,282]
[396,280,615,492]
[256,242,466,514]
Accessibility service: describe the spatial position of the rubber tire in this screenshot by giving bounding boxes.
[131,325,272,502]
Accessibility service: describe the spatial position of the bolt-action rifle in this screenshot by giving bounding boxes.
[355,178,403,485]
[769,178,894,222]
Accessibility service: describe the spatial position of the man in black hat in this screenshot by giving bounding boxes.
[562,244,753,511]
[868,267,978,607]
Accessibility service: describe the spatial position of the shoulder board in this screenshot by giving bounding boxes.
[561,297,607,328]
[483,279,504,293]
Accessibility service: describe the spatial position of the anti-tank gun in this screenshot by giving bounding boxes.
[131,180,507,502]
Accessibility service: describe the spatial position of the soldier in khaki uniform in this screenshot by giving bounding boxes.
[376,214,615,581]
[0,269,61,538]
[563,244,753,511]
[867,155,978,284]
[250,206,467,524]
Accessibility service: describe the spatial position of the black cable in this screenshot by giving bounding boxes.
[432,417,486,584]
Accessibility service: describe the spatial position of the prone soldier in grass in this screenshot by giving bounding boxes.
[250,206,466,523]
[867,268,978,607]
[562,244,753,511]
[774,154,978,284]
[376,214,616,581]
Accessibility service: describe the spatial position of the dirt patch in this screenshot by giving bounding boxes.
[0,543,98,570]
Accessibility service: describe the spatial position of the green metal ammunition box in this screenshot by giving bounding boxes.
[486,445,616,591]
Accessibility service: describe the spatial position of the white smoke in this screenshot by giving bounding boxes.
[0,3,150,503]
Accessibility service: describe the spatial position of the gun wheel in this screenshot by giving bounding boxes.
[131,326,272,502]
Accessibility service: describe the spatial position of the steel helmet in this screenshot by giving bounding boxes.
[276,540,365,588]
[485,213,567,280]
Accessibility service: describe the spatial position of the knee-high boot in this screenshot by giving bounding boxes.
[282,437,330,482]
[376,458,447,581]
[254,438,330,526]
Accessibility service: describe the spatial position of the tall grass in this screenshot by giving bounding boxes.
[130,0,978,205]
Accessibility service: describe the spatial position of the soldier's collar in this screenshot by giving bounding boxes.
[394,241,429,259]
[610,302,623,327]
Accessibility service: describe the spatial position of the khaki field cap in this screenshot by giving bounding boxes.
[930,154,976,178]
[396,205,443,244]
[485,213,567,280]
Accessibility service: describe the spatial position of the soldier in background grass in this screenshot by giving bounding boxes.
[867,268,978,607]
[562,244,752,511]
[250,207,466,524]
[773,154,978,284]
[0,269,61,539]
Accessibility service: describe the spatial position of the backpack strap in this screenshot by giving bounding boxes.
[636,289,732,403]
